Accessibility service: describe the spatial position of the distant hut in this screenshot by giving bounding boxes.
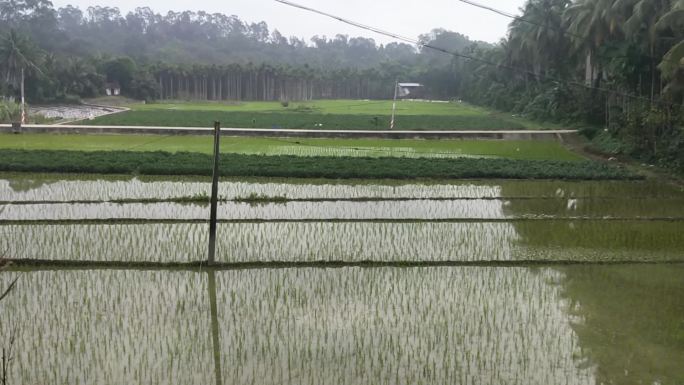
[397,83,424,99]
[105,82,121,96]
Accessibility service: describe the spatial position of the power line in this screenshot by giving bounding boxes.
[456,0,583,39]
[455,0,675,64]
[273,0,532,73]
[274,0,667,106]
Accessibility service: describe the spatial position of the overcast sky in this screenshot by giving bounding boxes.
[50,0,527,45]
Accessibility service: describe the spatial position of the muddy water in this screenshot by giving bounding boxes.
[0,173,682,384]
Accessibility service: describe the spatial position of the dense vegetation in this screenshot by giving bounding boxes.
[455,0,684,170]
[0,0,682,170]
[0,149,637,180]
[0,0,475,102]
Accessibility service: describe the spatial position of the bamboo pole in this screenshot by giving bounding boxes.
[207,121,221,264]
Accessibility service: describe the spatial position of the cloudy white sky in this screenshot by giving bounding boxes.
[50,0,527,44]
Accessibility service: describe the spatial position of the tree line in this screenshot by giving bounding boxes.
[454,0,683,170]
[0,0,682,169]
[0,0,476,104]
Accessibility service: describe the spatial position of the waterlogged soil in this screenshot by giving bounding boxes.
[0,266,682,384]
[4,221,683,263]
[2,173,680,202]
[0,173,683,384]
[3,198,684,221]
[1,173,683,263]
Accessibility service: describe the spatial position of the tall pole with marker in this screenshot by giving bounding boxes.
[390,80,398,129]
[20,67,26,125]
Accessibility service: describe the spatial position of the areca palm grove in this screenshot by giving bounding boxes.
[0,0,682,169]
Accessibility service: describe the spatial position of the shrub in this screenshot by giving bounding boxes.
[0,101,22,123]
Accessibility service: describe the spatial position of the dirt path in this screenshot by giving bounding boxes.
[562,132,684,188]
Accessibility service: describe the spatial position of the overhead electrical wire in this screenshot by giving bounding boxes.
[274,0,670,105]
[456,0,583,39]
[455,0,675,63]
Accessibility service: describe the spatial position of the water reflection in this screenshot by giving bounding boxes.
[1,174,683,383]
[557,265,684,385]
[502,185,684,384]
[208,271,223,385]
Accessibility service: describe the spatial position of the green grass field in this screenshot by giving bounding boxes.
[81,100,555,130]
[0,134,584,161]
[130,100,488,115]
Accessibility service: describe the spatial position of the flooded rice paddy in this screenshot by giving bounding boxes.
[0,173,683,384]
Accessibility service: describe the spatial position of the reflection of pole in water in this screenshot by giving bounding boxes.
[208,271,223,385]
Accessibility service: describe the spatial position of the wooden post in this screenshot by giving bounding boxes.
[208,121,221,264]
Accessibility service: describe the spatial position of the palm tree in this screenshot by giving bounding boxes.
[508,0,571,77]
[619,0,672,100]
[564,0,620,86]
[0,30,42,124]
[656,0,684,99]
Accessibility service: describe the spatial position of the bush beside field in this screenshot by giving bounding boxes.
[0,149,638,180]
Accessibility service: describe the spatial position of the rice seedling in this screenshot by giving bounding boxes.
[2,218,683,264]
[3,174,680,204]
[0,158,682,385]
[4,265,678,385]
[0,267,606,384]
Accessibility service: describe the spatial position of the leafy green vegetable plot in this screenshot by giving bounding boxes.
[0,149,636,180]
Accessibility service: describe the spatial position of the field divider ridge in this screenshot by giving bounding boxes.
[2,196,681,205]
[0,124,578,139]
[4,258,684,272]
[2,217,684,225]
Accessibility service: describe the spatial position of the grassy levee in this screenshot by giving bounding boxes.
[81,110,528,130]
[0,149,638,180]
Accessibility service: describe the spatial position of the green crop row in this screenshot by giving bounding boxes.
[0,149,638,180]
[81,110,527,130]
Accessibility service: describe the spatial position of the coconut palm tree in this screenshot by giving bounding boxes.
[508,0,571,76]
[0,30,42,123]
[564,0,620,86]
[656,0,684,99]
